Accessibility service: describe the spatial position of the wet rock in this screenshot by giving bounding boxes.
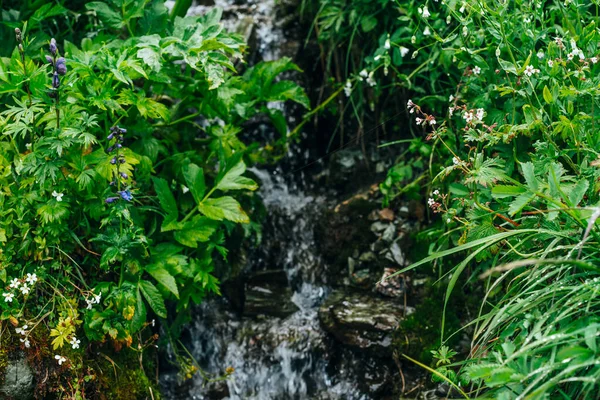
[375,268,407,298]
[319,291,413,356]
[243,270,299,318]
[0,355,34,400]
[378,208,395,222]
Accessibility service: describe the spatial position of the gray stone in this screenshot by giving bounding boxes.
[0,356,34,400]
[319,291,413,356]
[243,270,299,318]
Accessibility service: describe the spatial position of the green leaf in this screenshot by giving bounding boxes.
[543,85,554,104]
[173,216,219,247]
[360,15,377,32]
[183,163,206,204]
[497,58,517,75]
[508,192,536,216]
[153,177,179,231]
[491,185,527,198]
[521,162,538,191]
[139,280,167,318]
[145,264,179,298]
[86,2,124,29]
[130,288,147,332]
[215,158,258,192]
[198,196,250,223]
[266,81,310,109]
[567,179,589,207]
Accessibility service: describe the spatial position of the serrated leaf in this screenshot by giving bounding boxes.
[198,196,249,223]
[568,179,589,207]
[521,162,538,191]
[215,158,258,192]
[131,288,147,332]
[153,177,179,231]
[86,2,124,29]
[173,216,218,247]
[508,192,536,216]
[139,280,167,318]
[146,264,179,298]
[183,163,205,204]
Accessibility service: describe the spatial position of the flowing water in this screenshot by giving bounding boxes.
[160,1,406,399]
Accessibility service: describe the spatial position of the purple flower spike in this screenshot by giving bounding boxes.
[52,72,60,89]
[110,157,117,165]
[120,172,128,179]
[118,190,133,201]
[105,197,119,204]
[46,55,54,65]
[49,38,57,56]
[56,57,67,75]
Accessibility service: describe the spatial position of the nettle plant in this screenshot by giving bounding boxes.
[386,0,600,398]
[0,1,308,392]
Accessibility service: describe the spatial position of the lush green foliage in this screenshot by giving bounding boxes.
[0,0,308,396]
[307,0,600,398]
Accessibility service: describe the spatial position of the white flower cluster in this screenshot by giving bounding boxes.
[52,191,64,202]
[463,108,485,124]
[85,292,102,310]
[567,39,585,61]
[344,80,352,97]
[3,273,38,303]
[16,325,30,348]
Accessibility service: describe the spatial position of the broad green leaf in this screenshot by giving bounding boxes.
[153,177,179,231]
[215,158,258,192]
[183,163,206,204]
[360,15,377,32]
[567,179,589,207]
[491,185,527,198]
[139,280,167,318]
[266,81,310,109]
[173,216,218,247]
[146,264,179,298]
[198,196,249,223]
[86,2,124,29]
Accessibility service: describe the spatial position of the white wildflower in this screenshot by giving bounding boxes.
[592,57,599,64]
[427,198,435,206]
[433,189,440,196]
[463,111,474,123]
[423,27,431,36]
[415,117,423,126]
[16,325,28,335]
[449,94,454,102]
[476,108,485,121]
[384,37,391,50]
[459,3,466,13]
[94,293,101,304]
[9,278,20,289]
[20,338,30,348]
[182,185,190,194]
[366,71,376,87]
[70,337,81,349]
[25,143,32,150]
[359,69,368,80]
[537,50,545,59]
[55,355,67,365]
[548,59,554,67]
[3,292,14,303]
[400,47,410,57]
[25,273,37,285]
[422,6,430,18]
[452,157,460,165]
[344,81,352,97]
[51,191,64,202]
[524,65,537,76]
[20,285,30,295]
[429,118,437,126]
[473,66,481,75]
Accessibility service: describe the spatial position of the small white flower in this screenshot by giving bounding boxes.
[524,16,532,24]
[427,198,435,206]
[400,47,409,57]
[20,285,30,295]
[476,108,485,121]
[384,38,391,50]
[423,27,431,36]
[452,157,460,165]
[366,71,376,87]
[567,52,574,61]
[447,218,452,223]
[537,50,545,59]
[548,59,554,67]
[462,26,468,37]
[151,319,156,327]
[20,338,30,348]
[359,69,368,80]
[524,65,536,76]
[70,337,81,349]
[592,57,599,64]
[16,325,28,335]
[3,292,14,303]
[86,299,94,310]
[344,81,352,97]
[182,185,190,194]
[459,3,466,13]
[449,95,454,102]
[449,107,454,116]
[51,191,64,202]
[463,111,474,123]
[411,50,419,59]
[9,278,20,289]
[94,293,101,304]
[429,118,436,126]
[25,273,37,285]
[496,47,501,57]
[411,35,416,44]
[433,189,440,196]
[55,355,67,365]
[25,143,32,150]
[415,117,423,126]
[422,6,431,18]
[374,55,381,61]
[578,50,585,60]
[473,66,481,75]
